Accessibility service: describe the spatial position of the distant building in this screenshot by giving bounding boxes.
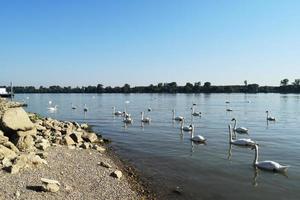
[0,88,8,94]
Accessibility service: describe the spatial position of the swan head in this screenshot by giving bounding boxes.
[231,118,236,121]
[266,111,269,113]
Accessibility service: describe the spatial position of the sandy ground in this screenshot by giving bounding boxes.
[0,145,142,200]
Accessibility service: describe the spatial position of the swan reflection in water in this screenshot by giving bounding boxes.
[252,167,288,187]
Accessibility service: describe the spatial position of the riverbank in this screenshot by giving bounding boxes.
[0,98,153,200]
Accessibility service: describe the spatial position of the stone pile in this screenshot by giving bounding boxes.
[0,99,106,175]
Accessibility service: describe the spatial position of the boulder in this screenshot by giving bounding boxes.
[82,132,98,143]
[80,142,90,149]
[2,141,19,153]
[110,170,122,179]
[0,135,9,144]
[16,135,35,151]
[1,157,13,168]
[35,138,50,151]
[10,154,28,174]
[94,145,105,153]
[0,145,17,160]
[17,128,37,137]
[80,123,89,129]
[1,108,34,132]
[69,132,83,143]
[64,135,75,146]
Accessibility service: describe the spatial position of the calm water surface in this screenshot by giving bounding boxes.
[15,93,300,200]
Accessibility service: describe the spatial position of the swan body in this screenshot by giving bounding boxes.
[190,126,206,143]
[228,125,255,146]
[112,107,123,116]
[252,145,289,172]
[191,107,201,116]
[83,104,88,112]
[266,111,276,121]
[180,120,193,132]
[71,104,77,110]
[48,105,58,112]
[123,116,133,123]
[141,112,151,123]
[232,118,248,133]
[172,109,184,121]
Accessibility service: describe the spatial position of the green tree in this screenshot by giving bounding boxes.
[280,79,289,86]
[204,82,211,87]
[293,79,300,86]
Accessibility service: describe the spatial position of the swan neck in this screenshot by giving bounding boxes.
[254,146,258,165]
[229,126,233,143]
[233,120,237,129]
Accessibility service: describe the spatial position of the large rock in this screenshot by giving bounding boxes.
[0,145,17,160]
[16,135,35,151]
[82,132,98,143]
[1,108,34,132]
[69,132,83,143]
[17,128,37,137]
[64,135,75,146]
[10,154,28,174]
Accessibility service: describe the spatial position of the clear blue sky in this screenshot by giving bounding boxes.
[0,0,299,87]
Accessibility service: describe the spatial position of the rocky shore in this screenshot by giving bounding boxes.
[0,98,152,200]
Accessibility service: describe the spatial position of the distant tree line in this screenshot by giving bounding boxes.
[3,79,300,94]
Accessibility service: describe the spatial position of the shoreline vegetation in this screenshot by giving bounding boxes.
[0,98,153,200]
[3,79,300,94]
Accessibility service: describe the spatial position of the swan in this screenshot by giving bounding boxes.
[190,126,206,143]
[231,118,248,134]
[191,107,201,116]
[228,125,256,146]
[252,144,289,172]
[112,107,123,116]
[180,119,193,132]
[172,109,184,121]
[141,112,151,123]
[83,104,88,112]
[123,114,133,123]
[266,111,276,121]
[48,105,58,112]
[71,103,77,110]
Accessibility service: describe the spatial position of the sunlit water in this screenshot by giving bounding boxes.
[15,93,300,200]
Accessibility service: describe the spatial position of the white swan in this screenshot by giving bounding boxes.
[172,109,184,121]
[48,105,58,112]
[123,114,133,123]
[180,119,193,132]
[191,126,206,143]
[266,111,276,121]
[112,107,123,116]
[83,104,88,112]
[141,112,151,123]
[252,144,289,172]
[231,118,248,134]
[228,125,256,146]
[71,103,77,110]
[191,107,201,116]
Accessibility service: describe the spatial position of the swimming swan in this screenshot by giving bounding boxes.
[252,144,289,172]
[228,125,256,146]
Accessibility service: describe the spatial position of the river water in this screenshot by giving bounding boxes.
[15,93,300,200]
